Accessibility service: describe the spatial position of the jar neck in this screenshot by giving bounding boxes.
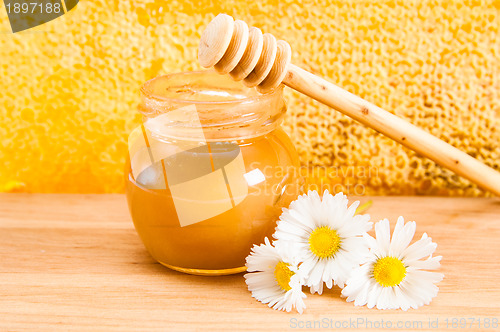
[138,71,286,141]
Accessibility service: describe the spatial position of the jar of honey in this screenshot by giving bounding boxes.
[126,71,302,275]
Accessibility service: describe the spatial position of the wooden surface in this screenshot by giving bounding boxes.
[0,194,499,331]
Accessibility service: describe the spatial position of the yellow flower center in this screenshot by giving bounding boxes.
[373,257,407,287]
[274,261,294,291]
[308,226,341,259]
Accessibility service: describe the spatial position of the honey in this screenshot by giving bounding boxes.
[126,71,301,275]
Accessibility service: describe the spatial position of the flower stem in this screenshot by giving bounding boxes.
[355,200,373,214]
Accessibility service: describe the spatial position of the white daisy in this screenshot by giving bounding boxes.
[341,216,444,310]
[274,190,372,294]
[244,237,307,313]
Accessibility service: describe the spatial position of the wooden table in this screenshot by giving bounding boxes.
[0,194,499,331]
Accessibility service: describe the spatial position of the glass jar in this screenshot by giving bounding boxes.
[125,71,302,275]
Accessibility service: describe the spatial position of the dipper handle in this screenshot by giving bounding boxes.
[198,14,500,196]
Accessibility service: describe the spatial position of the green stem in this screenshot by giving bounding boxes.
[355,200,373,214]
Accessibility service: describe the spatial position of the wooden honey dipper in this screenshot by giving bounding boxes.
[198,14,500,196]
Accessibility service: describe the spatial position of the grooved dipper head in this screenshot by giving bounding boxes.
[198,14,292,93]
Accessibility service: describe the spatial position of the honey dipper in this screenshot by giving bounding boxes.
[198,14,500,196]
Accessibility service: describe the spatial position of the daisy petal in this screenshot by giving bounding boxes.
[375,218,391,255]
[401,233,438,263]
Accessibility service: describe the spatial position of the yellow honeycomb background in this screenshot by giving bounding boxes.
[0,0,499,195]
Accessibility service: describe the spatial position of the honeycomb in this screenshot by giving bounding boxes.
[0,0,498,195]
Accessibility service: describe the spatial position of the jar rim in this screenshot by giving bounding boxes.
[140,70,284,106]
[138,70,286,141]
